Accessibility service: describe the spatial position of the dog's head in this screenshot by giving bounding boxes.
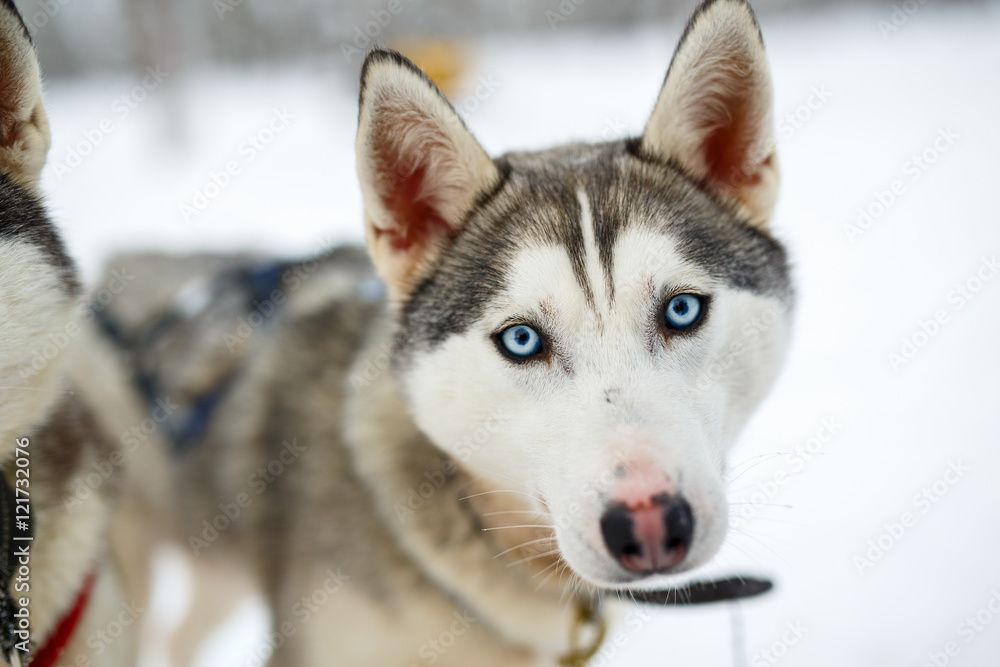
[0,0,79,449]
[356,0,792,589]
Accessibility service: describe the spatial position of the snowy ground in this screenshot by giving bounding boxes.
[39,3,1000,666]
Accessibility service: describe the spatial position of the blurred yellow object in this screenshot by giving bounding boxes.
[389,41,467,98]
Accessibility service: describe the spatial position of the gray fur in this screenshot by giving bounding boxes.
[95,252,575,664]
[93,139,794,663]
[0,172,80,294]
[85,1,795,664]
[401,139,792,357]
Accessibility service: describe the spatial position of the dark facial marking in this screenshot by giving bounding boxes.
[397,140,792,361]
[0,172,79,294]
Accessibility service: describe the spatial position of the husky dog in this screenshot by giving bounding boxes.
[0,2,137,666]
[93,0,793,664]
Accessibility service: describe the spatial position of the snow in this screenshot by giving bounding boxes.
[38,3,1000,665]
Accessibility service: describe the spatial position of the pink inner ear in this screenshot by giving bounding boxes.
[371,112,455,253]
[703,99,761,190]
[377,161,451,252]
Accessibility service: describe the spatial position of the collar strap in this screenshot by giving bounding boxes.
[26,568,97,667]
[627,575,773,605]
[560,575,772,666]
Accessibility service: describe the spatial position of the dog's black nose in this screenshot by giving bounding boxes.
[600,494,694,574]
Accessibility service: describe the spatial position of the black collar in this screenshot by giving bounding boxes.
[626,575,773,605]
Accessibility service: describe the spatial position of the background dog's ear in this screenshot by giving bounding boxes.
[357,48,500,300]
[642,0,777,227]
[0,0,50,193]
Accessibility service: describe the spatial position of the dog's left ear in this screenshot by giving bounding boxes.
[356,49,500,300]
[642,0,777,227]
[0,0,50,193]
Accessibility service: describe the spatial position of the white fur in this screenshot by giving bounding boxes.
[575,190,611,313]
[0,246,116,654]
[0,241,75,458]
[402,217,790,589]
[29,473,112,640]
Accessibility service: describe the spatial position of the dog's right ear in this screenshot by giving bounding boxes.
[641,0,777,228]
[0,0,50,193]
[356,49,500,301]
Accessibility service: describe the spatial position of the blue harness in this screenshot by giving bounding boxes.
[94,260,294,454]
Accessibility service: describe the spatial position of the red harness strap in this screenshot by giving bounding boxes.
[26,569,97,667]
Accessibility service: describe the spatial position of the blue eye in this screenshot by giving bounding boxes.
[499,324,542,358]
[664,294,703,330]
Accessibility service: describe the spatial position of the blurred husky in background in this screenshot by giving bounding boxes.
[0,1,135,665]
[86,0,794,664]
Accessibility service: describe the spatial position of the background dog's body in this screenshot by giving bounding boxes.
[90,1,794,665]
[91,244,589,666]
[0,1,134,665]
